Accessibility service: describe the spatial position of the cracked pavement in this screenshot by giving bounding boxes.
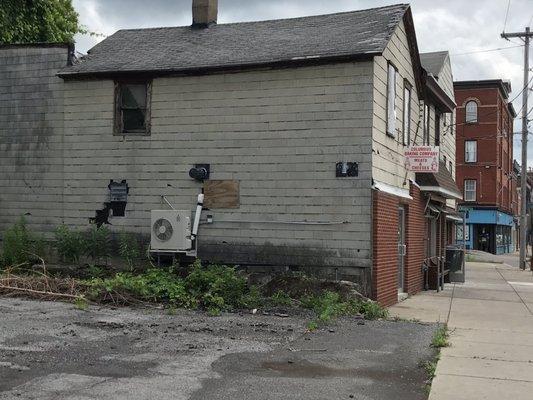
[1,298,436,399]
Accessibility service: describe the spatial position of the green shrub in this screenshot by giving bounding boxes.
[301,291,388,329]
[270,290,293,306]
[86,268,193,307]
[85,226,111,263]
[184,260,250,313]
[118,232,140,271]
[54,225,85,264]
[1,217,45,267]
[359,300,389,320]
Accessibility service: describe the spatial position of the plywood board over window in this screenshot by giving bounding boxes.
[204,180,240,209]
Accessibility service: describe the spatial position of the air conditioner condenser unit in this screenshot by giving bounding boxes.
[150,210,192,252]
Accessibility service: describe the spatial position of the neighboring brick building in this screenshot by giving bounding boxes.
[454,80,517,254]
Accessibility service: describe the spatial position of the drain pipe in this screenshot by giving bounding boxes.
[192,193,204,241]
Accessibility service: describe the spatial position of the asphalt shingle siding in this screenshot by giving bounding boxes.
[59,4,408,77]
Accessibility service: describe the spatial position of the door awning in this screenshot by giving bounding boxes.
[416,161,462,200]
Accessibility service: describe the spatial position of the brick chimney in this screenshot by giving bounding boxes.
[192,0,218,28]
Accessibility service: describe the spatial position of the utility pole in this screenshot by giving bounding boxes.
[501,27,532,270]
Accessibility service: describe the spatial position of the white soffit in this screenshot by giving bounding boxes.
[373,180,412,200]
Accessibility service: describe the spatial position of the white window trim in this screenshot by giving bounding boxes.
[402,82,411,146]
[465,140,477,163]
[386,63,397,137]
[464,180,477,201]
[465,101,478,123]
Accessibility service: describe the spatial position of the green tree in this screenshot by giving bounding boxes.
[0,0,83,44]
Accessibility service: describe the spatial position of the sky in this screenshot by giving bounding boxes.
[72,0,532,162]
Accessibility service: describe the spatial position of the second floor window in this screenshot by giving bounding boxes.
[386,63,397,137]
[464,179,477,201]
[465,100,478,123]
[465,140,477,162]
[423,103,430,145]
[402,82,411,146]
[114,81,151,135]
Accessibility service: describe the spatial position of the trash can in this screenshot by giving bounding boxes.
[446,245,465,283]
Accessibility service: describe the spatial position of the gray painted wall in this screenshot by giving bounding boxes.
[61,63,374,278]
[0,45,69,235]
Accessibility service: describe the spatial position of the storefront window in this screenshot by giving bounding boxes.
[456,224,469,241]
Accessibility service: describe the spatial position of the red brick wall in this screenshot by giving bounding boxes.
[372,190,399,306]
[455,85,514,213]
[404,184,426,295]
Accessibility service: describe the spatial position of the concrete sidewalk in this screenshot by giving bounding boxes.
[390,261,533,400]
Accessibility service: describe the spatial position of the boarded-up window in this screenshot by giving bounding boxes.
[386,63,397,137]
[204,180,240,209]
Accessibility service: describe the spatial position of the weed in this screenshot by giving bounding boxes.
[74,297,88,311]
[184,260,250,313]
[359,301,389,320]
[86,268,192,306]
[300,291,387,330]
[54,225,84,264]
[270,290,293,306]
[1,217,45,267]
[422,354,439,379]
[306,320,318,331]
[167,305,178,316]
[87,264,105,279]
[85,226,111,264]
[118,232,140,271]
[431,325,449,348]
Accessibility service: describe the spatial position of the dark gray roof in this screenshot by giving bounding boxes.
[60,4,409,77]
[420,51,448,77]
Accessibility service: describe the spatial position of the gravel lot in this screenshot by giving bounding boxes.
[0,298,437,399]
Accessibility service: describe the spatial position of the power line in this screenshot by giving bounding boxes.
[451,44,523,56]
[503,0,511,32]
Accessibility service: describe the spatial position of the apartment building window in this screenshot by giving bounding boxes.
[402,82,411,145]
[423,103,430,145]
[465,140,477,163]
[114,81,151,135]
[464,179,477,201]
[386,63,397,137]
[465,100,478,123]
[435,112,441,146]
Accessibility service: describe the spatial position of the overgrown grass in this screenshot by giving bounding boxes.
[301,290,388,330]
[1,217,45,268]
[85,260,261,315]
[424,325,449,394]
[54,225,85,264]
[431,325,449,348]
[118,231,140,271]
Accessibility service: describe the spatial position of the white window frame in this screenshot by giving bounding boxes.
[386,63,397,137]
[464,179,477,201]
[402,82,411,146]
[465,100,478,123]
[465,140,477,163]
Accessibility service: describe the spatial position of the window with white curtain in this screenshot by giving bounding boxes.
[464,180,477,201]
[465,140,477,163]
[386,63,397,136]
[465,101,478,123]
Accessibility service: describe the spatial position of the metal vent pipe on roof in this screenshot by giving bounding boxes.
[192,0,218,27]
